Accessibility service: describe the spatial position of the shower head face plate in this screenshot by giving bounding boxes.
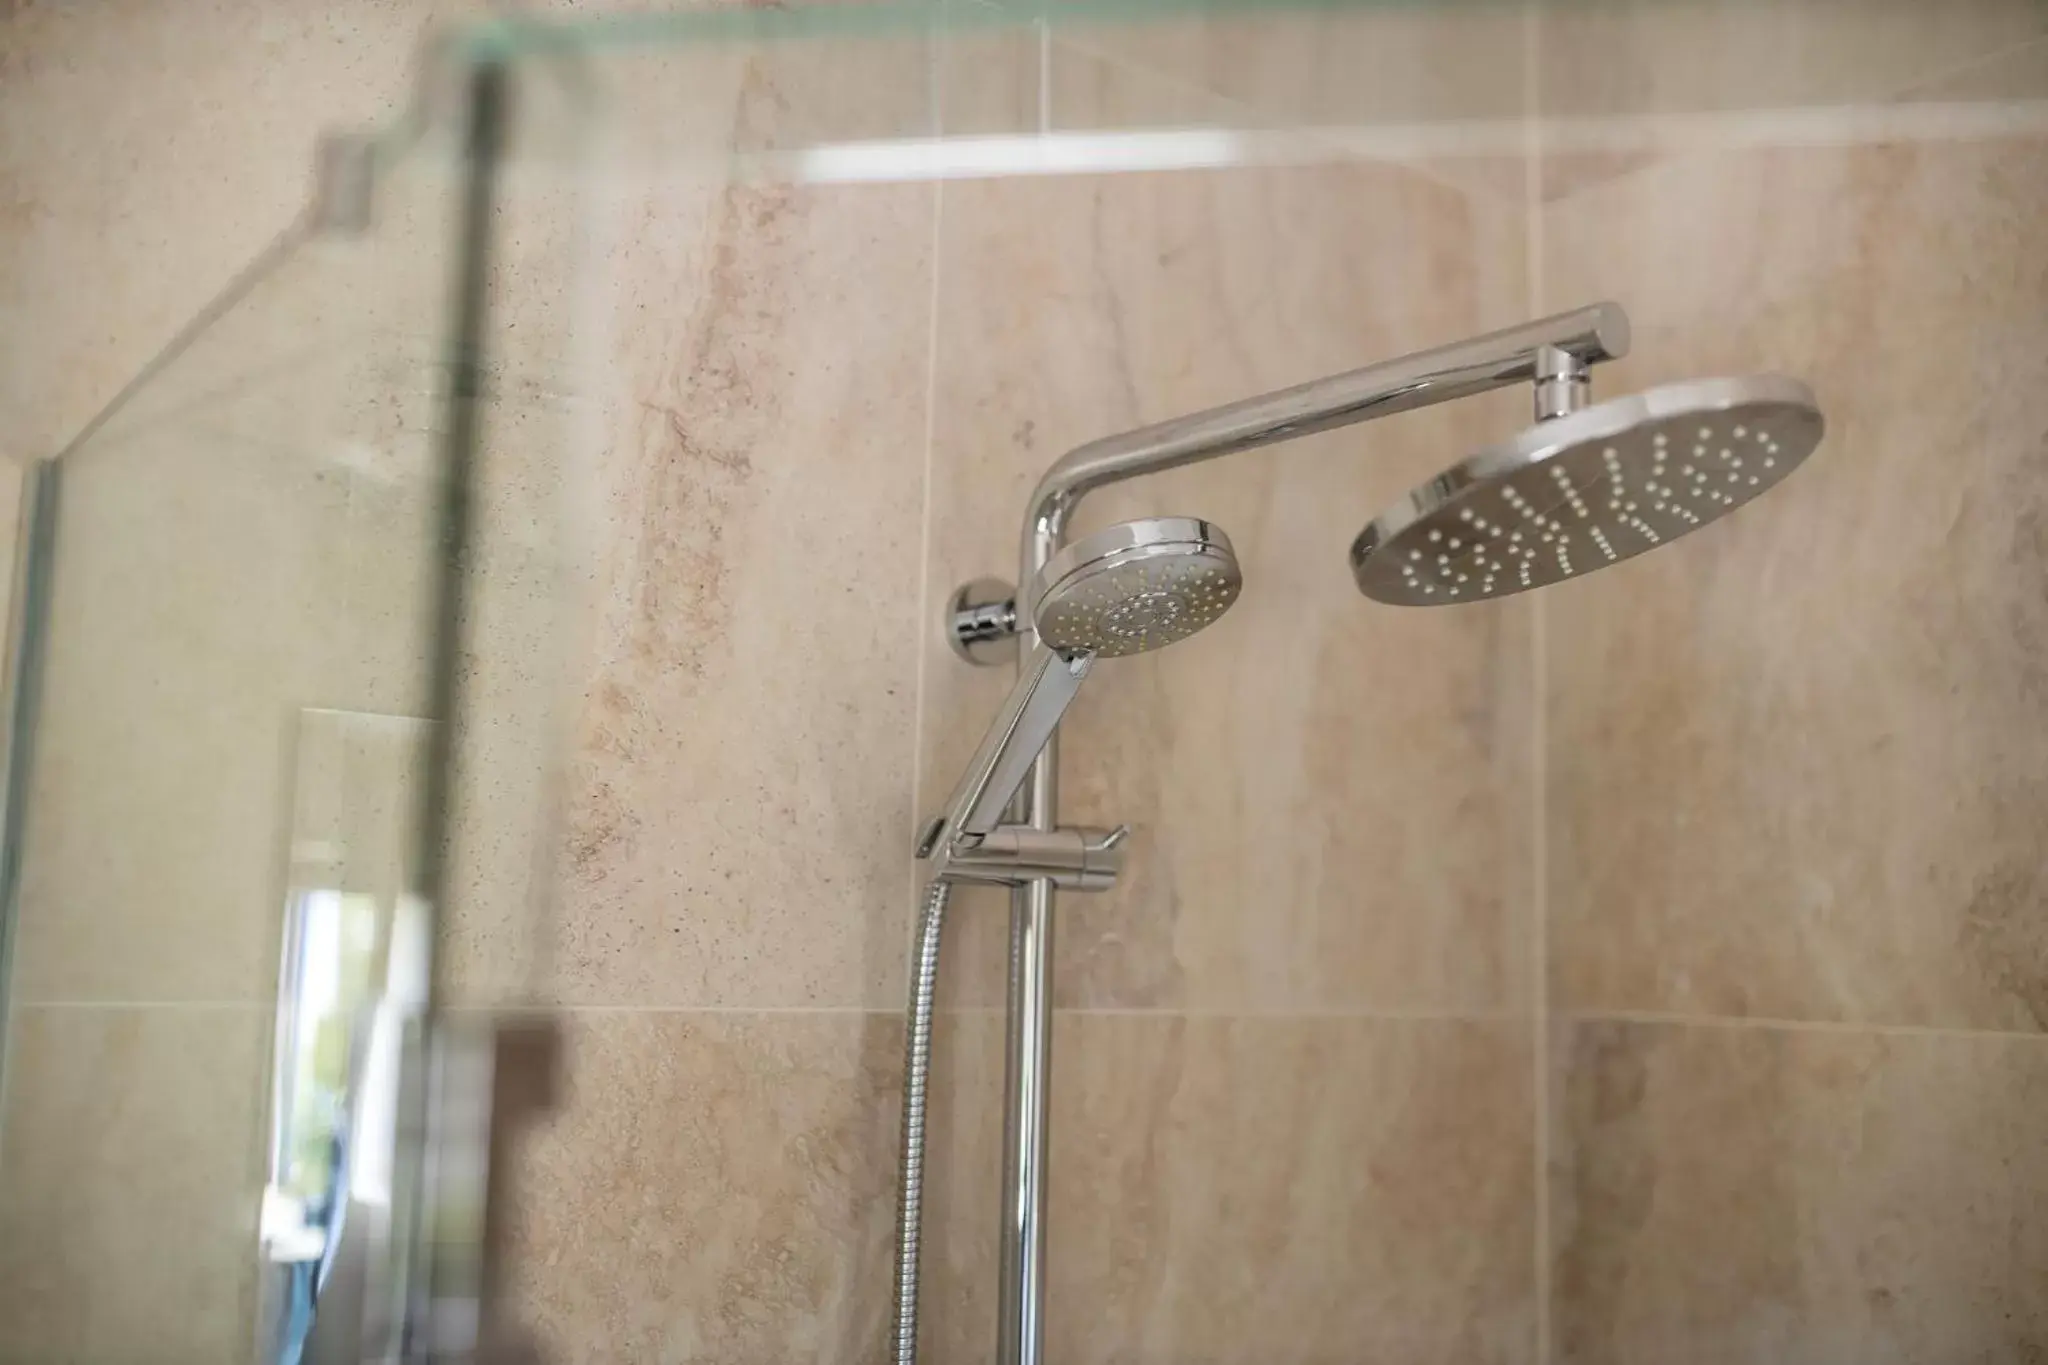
[1032,516,1241,657]
[1351,375,1823,606]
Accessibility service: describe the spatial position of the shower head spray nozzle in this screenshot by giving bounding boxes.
[1350,374,1824,605]
[1032,516,1241,656]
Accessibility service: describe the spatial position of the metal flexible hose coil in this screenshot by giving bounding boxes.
[892,877,950,1365]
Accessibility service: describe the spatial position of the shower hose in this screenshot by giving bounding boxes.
[893,876,950,1365]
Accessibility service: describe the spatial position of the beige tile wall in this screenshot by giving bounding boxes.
[0,0,455,458]
[1543,135,2048,1032]
[1531,3,2048,1360]
[6,2,2048,1363]
[1550,1020,2048,1364]
[500,1012,905,1361]
[491,15,1546,1362]
[0,1006,270,1362]
[548,175,934,1012]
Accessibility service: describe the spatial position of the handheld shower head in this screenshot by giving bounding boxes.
[1350,375,1824,605]
[926,517,1240,856]
[1032,516,1241,655]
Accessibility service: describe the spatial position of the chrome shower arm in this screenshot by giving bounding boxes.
[1019,301,1633,605]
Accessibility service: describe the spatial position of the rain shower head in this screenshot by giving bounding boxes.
[1349,375,1824,605]
[1032,516,1241,656]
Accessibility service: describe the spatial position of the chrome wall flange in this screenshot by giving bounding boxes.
[947,577,1019,665]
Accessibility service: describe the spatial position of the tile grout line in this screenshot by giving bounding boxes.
[1560,1008,2048,1043]
[900,13,952,981]
[14,1000,271,1011]
[20,1001,2047,1045]
[1050,1005,1530,1021]
[1522,3,1553,1360]
[433,1003,1534,1021]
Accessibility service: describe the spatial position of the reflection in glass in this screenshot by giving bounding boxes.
[257,709,430,1365]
